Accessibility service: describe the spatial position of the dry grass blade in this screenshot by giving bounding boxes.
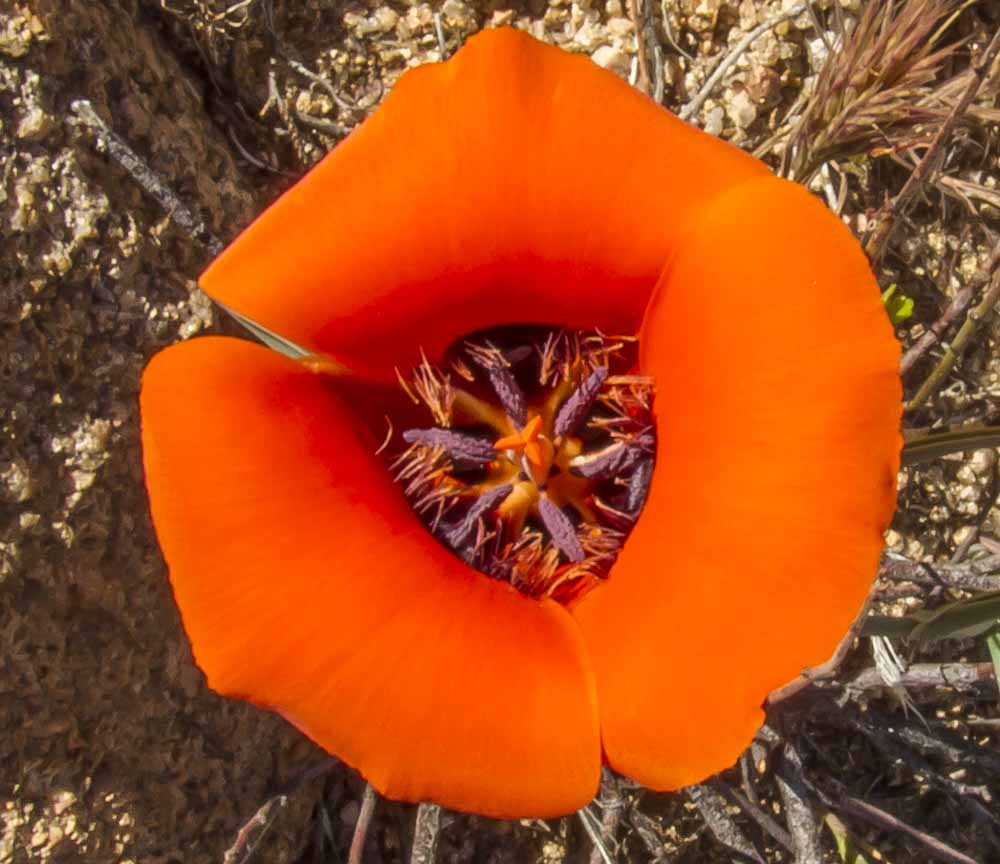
[781,0,965,183]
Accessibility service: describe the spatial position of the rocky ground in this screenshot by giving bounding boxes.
[2,1,999,863]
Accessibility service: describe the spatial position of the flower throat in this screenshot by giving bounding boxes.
[390,327,655,604]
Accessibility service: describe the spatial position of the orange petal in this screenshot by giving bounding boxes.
[141,336,600,817]
[573,178,901,789]
[201,28,767,380]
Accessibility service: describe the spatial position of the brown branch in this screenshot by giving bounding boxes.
[899,285,974,375]
[348,784,378,864]
[847,662,995,693]
[766,596,871,706]
[223,759,335,864]
[836,795,979,864]
[627,0,652,96]
[879,552,1000,593]
[908,243,1000,410]
[223,794,288,864]
[865,28,1000,263]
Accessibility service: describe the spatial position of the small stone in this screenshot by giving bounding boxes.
[441,0,471,26]
[489,9,515,27]
[16,106,54,140]
[373,7,399,32]
[725,88,757,128]
[704,106,725,137]
[591,45,629,76]
[969,449,995,475]
[606,16,633,38]
[573,20,605,51]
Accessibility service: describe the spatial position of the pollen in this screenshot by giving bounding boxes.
[389,327,655,603]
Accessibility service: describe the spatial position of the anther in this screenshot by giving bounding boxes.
[468,343,528,426]
[446,483,513,549]
[537,494,586,563]
[402,428,497,466]
[554,366,609,438]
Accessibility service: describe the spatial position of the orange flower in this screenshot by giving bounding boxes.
[140,29,901,818]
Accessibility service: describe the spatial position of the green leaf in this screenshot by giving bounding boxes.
[909,592,1000,644]
[826,815,871,864]
[901,425,1000,466]
[882,283,914,324]
[861,615,920,639]
[986,628,1000,696]
[866,597,1000,645]
[216,301,311,359]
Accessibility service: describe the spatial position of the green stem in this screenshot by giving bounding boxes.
[901,425,1000,467]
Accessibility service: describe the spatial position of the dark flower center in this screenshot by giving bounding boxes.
[389,327,655,603]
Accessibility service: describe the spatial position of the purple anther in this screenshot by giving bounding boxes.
[627,458,654,512]
[470,351,528,426]
[553,366,608,438]
[538,495,585,563]
[570,441,643,480]
[446,483,513,549]
[633,429,656,453]
[402,428,496,465]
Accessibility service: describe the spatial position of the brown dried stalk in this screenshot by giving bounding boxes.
[781,0,966,183]
[865,26,1000,262]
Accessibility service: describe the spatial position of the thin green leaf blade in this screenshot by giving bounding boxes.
[901,426,1000,467]
[910,592,1000,644]
[986,628,1000,696]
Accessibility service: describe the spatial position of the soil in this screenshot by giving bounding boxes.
[2,1,998,863]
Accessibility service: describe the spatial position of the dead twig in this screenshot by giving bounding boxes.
[766,596,871,706]
[433,12,448,58]
[348,784,378,864]
[409,803,441,864]
[781,0,966,183]
[775,744,824,864]
[865,27,1000,262]
[223,794,288,864]
[223,758,335,864]
[579,806,615,864]
[835,794,979,864]
[900,285,975,375]
[680,4,806,122]
[847,661,996,693]
[627,0,652,96]
[710,779,794,854]
[687,784,764,863]
[68,99,223,255]
[908,241,1000,410]
[588,770,625,864]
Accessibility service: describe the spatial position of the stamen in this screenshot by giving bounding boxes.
[570,440,644,479]
[446,483,513,549]
[627,458,654,513]
[389,328,656,603]
[402,428,496,466]
[553,366,609,438]
[538,494,585,563]
[467,343,528,426]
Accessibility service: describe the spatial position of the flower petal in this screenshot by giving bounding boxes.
[573,177,901,790]
[201,28,768,380]
[140,336,600,817]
